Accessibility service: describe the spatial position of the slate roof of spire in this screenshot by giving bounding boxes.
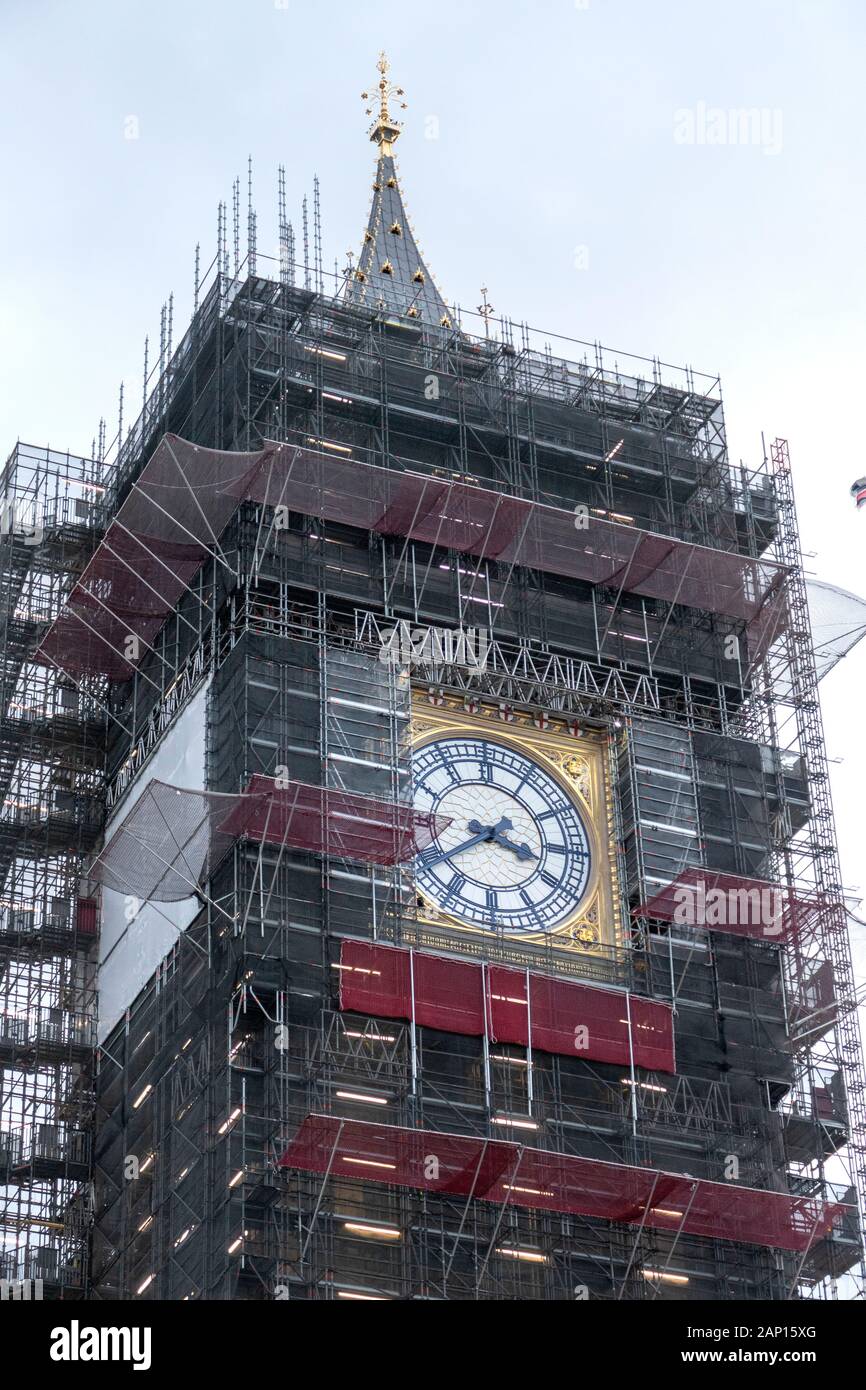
[345,55,453,329]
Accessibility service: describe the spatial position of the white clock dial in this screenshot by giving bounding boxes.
[412,735,592,933]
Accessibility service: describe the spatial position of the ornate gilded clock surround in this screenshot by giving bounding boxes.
[409,694,623,960]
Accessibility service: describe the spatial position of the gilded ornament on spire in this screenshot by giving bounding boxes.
[361,51,408,153]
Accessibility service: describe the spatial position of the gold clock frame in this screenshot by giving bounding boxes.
[409,695,623,960]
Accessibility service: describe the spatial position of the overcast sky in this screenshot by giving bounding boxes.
[1,0,864,972]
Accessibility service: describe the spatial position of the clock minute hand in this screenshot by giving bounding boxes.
[421,826,495,868]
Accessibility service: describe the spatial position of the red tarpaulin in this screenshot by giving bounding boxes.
[338,941,675,1073]
[37,434,787,679]
[280,1113,847,1254]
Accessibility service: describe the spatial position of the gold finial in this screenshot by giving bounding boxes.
[361,51,407,152]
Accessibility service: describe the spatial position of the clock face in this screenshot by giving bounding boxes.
[412,735,592,933]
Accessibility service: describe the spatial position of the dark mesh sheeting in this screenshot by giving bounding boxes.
[280,1114,849,1253]
[636,868,836,945]
[339,941,675,1072]
[36,434,787,677]
[91,777,449,901]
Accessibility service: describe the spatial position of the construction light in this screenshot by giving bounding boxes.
[496,1247,547,1264]
[305,346,347,362]
[305,436,352,456]
[503,1184,554,1198]
[492,1116,538,1131]
[344,1157,397,1172]
[229,1170,244,1189]
[218,1106,243,1135]
[343,1029,397,1043]
[335,1090,389,1106]
[227,1236,243,1255]
[135,1273,155,1295]
[343,1222,401,1241]
[132,1084,152,1109]
[641,1269,689,1286]
[336,1290,389,1300]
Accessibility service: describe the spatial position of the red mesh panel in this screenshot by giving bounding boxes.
[636,868,831,944]
[36,433,262,679]
[339,943,485,1035]
[339,942,410,1020]
[628,996,677,1073]
[487,966,529,1045]
[75,899,98,937]
[37,434,788,678]
[413,953,485,1035]
[340,944,675,1074]
[280,1114,848,1253]
[217,775,444,865]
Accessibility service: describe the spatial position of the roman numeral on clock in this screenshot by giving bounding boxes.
[441,871,466,905]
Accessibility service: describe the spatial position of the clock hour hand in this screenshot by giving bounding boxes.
[491,828,537,861]
[467,816,512,836]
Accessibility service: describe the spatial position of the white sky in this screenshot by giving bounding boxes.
[1,0,864,976]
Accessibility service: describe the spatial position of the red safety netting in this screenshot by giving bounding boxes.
[37,434,787,678]
[90,778,449,901]
[339,941,675,1073]
[280,1114,847,1253]
[37,437,262,678]
[635,868,834,944]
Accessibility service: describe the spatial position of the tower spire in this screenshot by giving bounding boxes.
[348,53,454,329]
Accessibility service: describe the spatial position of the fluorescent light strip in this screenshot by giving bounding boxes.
[336,1290,389,1300]
[343,1222,401,1241]
[641,1269,689,1286]
[343,1157,397,1172]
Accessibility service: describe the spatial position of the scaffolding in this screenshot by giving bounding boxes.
[4,155,864,1299]
[0,442,111,1294]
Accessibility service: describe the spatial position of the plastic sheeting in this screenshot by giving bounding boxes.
[280,1113,848,1253]
[635,868,836,944]
[89,777,449,900]
[36,433,788,678]
[338,941,675,1072]
[807,579,866,682]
